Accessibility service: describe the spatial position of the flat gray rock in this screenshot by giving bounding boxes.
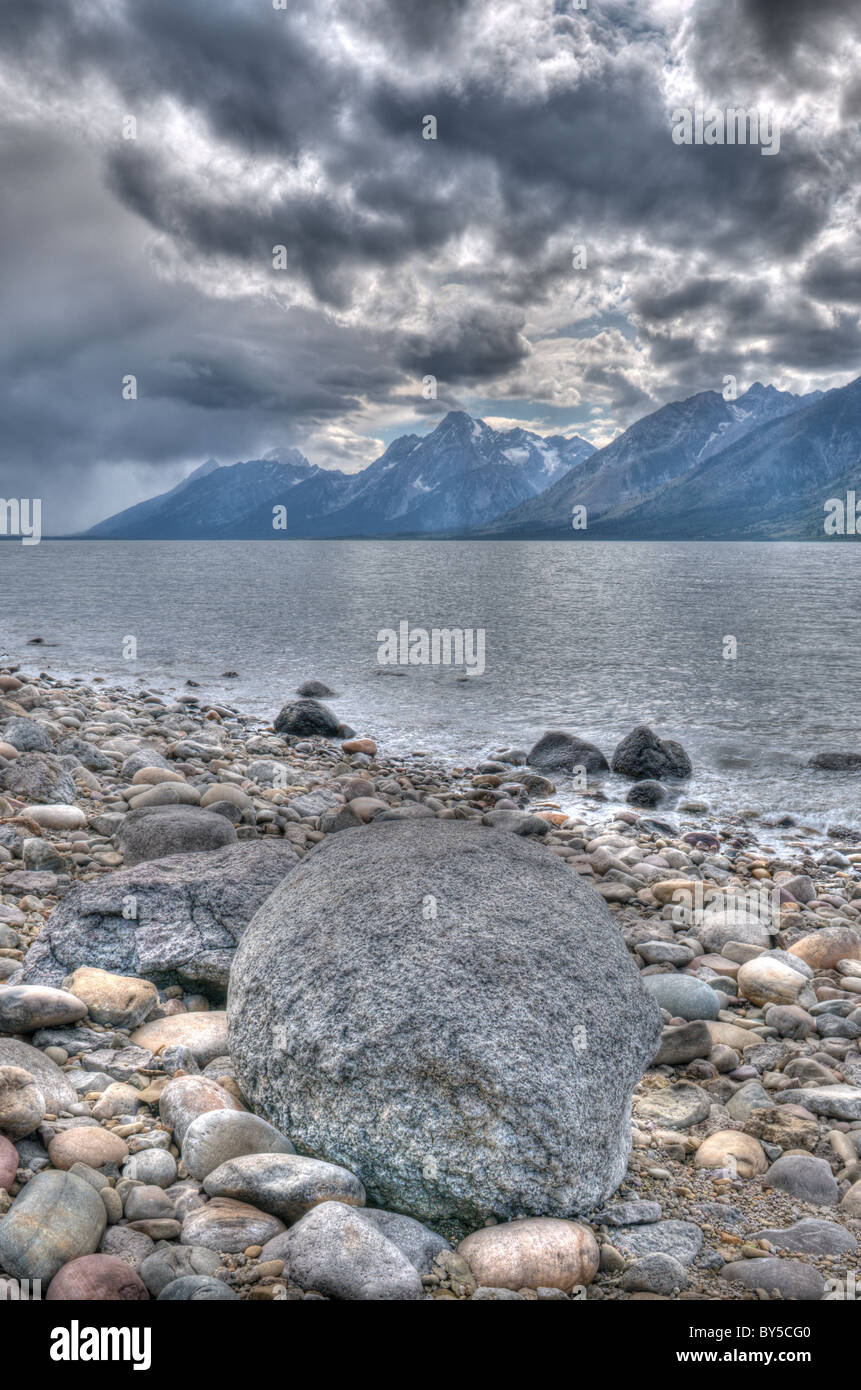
[229,820,661,1224]
[750,1218,857,1256]
[611,1219,703,1266]
[721,1257,825,1300]
[20,841,299,997]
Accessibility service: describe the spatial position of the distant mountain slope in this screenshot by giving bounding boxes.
[601,376,861,539]
[482,382,822,537]
[84,414,596,539]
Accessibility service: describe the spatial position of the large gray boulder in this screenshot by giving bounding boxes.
[228,820,661,1225]
[117,806,238,866]
[20,841,299,998]
[611,726,692,780]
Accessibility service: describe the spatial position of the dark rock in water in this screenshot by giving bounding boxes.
[295,680,338,698]
[808,752,861,771]
[2,753,76,805]
[1,717,53,753]
[117,806,238,867]
[526,730,609,774]
[20,841,299,998]
[274,699,341,739]
[221,671,240,678]
[228,819,661,1224]
[626,780,667,808]
[611,726,692,780]
[683,830,720,849]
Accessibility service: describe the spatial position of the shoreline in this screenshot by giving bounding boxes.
[0,667,859,1301]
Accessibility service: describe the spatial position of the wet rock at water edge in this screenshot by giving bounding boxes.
[526,730,609,774]
[274,699,342,739]
[611,726,692,780]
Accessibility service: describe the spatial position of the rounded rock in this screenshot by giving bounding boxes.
[458,1218,599,1293]
[0,1170,107,1283]
[158,1274,240,1300]
[46,1253,149,1301]
[158,1075,242,1146]
[0,1065,46,1139]
[693,1131,768,1179]
[202,1153,365,1222]
[64,966,158,1029]
[182,1110,295,1181]
[132,1012,228,1068]
[228,820,661,1224]
[0,985,88,1034]
[49,1128,130,1171]
[737,956,808,1006]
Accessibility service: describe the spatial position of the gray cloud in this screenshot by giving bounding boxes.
[0,0,859,527]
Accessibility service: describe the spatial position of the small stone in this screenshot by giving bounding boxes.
[132,1012,228,1067]
[635,1083,711,1130]
[203,1152,365,1222]
[48,1128,130,1171]
[158,1076,242,1145]
[621,1253,687,1295]
[749,1218,857,1255]
[0,1065,46,1139]
[737,956,808,1006]
[138,1244,220,1297]
[694,1130,768,1179]
[643,975,720,1021]
[763,1154,840,1206]
[63,968,158,1029]
[46,1253,149,1301]
[611,1220,703,1266]
[182,1110,294,1181]
[272,1200,423,1300]
[180,1197,285,1252]
[457,1218,598,1293]
[158,1275,240,1300]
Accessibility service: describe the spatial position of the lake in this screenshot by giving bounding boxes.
[2,539,860,833]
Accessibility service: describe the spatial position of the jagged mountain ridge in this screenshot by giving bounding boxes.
[84,414,596,539]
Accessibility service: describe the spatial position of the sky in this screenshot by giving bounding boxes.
[1,0,860,530]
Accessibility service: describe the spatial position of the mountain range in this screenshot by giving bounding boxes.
[84,375,861,541]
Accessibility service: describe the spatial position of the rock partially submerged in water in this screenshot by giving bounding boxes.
[526,730,609,774]
[807,751,861,771]
[20,841,299,997]
[611,725,692,780]
[229,819,661,1225]
[274,698,342,739]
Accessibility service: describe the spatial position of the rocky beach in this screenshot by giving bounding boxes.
[0,666,859,1303]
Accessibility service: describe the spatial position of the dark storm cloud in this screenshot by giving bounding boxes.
[1,0,859,527]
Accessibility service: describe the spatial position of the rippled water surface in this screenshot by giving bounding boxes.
[2,539,860,831]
